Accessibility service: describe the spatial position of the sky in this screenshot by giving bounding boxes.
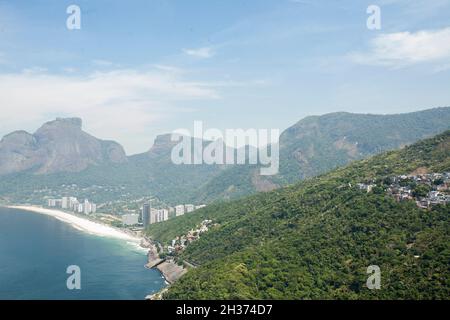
[0,0,450,154]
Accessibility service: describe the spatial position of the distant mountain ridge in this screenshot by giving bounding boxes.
[0,117,127,175]
[190,107,450,202]
[0,107,449,204]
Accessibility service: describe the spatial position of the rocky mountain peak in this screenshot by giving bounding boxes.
[0,117,127,175]
[47,117,82,128]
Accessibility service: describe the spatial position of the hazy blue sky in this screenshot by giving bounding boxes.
[1,0,450,154]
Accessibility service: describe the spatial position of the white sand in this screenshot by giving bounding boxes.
[6,206,140,242]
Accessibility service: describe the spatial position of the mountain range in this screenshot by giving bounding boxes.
[147,130,450,299]
[0,107,450,205]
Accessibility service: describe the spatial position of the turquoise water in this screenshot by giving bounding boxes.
[0,207,165,300]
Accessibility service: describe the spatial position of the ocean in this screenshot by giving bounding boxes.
[0,206,166,300]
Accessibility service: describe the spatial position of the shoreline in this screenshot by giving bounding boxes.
[142,237,188,299]
[4,205,141,242]
[2,204,178,299]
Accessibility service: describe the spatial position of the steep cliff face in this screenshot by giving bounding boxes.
[0,130,40,175]
[0,118,127,175]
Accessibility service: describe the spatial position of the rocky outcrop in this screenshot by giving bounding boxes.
[145,242,164,269]
[0,117,127,175]
[156,261,187,284]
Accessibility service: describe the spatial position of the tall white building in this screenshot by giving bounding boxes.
[150,208,158,224]
[69,197,78,210]
[161,209,169,221]
[157,209,169,222]
[61,197,69,209]
[185,204,195,213]
[175,205,185,217]
[147,208,170,225]
[83,199,91,215]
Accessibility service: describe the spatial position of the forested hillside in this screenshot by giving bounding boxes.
[147,131,450,299]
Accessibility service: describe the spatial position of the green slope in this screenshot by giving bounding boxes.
[147,130,450,299]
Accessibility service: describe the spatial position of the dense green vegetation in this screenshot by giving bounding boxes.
[147,131,450,299]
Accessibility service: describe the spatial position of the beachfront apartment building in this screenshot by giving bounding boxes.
[150,208,169,224]
[158,209,169,222]
[175,205,185,217]
[138,202,207,228]
[61,197,69,209]
[142,203,151,228]
[150,208,158,224]
[83,199,97,215]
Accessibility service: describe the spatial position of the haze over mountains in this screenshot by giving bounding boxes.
[0,107,449,204]
[188,107,450,202]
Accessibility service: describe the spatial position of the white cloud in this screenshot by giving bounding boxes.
[183,47,215,59]
[0,68,219,154]
[349,28,450,68]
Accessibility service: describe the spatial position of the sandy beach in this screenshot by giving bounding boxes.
[6,205,141,242]
[4,205,178,298]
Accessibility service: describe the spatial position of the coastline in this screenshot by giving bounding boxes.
[2,205,184,299]
[142,237,188,299]
[4,205,140,242]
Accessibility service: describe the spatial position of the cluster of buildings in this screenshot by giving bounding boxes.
[174,204,206,217]
[388,173,450,208]
[417,191,450,208]
[47,196,97,215]
[122,203,207,227]
[141,203,169,227]
[358,172,450,209]
[167,220,213,254]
